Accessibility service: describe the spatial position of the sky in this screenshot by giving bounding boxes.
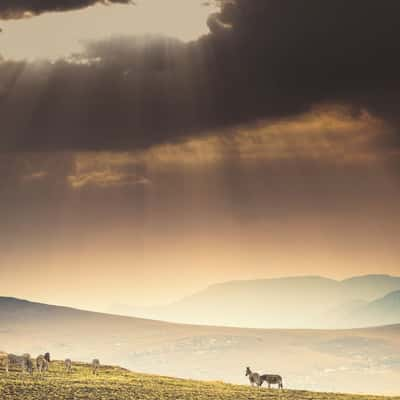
[0,0,400,311]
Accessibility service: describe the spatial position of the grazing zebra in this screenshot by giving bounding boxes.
[92,359,100,375]
[36,355,48,374]
[260,373,284,389]
[245,367,263,387]
[65,359,72,373]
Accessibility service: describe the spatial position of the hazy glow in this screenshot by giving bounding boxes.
[0,1,218,61]
[1,107,399,309]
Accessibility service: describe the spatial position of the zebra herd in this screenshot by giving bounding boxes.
[1,352,283,390]
[0,352,101,375]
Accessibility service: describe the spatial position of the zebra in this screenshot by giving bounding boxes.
[44,352,51,363]
[0,352,9,373]
[65,359,72,373]
[6,354,33,374]
[1,353,37,374]
[92,359,100,375]
[245,367,263,387]
[24,358,33,374]
[21,354,33,374]
[260,373,284,389]
[36,355,48,374]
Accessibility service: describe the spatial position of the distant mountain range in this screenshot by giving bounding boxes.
[1,296,400,394]
[109,274,400,329]
[352,290,400,326]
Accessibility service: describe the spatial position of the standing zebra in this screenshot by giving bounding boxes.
[36,355,48,374]
[65,359,72,373]
[92,359,100,375]
[260,373,284,389]
[245,367,263,387]
[23,356,34,374]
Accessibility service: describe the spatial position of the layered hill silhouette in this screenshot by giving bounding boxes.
[351,290,400,326]
[1,296,400,394]
[112,275,400,328]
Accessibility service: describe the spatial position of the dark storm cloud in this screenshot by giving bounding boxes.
[1,0,400,152]
[0,0,131,19]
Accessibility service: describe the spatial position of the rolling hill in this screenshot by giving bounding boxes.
[1,361,399,400]
[113,275,400,328]
[1,297,400,394]
[348,290,400,327]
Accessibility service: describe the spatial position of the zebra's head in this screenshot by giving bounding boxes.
[245,367,251,376]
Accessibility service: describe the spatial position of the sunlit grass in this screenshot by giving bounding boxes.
[0,361,398,400]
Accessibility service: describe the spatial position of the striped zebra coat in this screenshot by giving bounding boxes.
[65,359,72,373]
[92,359,100,375]
[36,355,49,374]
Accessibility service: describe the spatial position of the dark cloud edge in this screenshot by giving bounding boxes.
[0,0,133,20]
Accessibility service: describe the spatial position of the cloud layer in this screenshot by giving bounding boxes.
[1,0,400,155]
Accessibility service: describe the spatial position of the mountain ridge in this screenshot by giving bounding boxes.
[112,274,400,329]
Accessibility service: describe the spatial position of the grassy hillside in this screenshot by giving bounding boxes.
[1,361,399,400]
[1,298,400,394]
